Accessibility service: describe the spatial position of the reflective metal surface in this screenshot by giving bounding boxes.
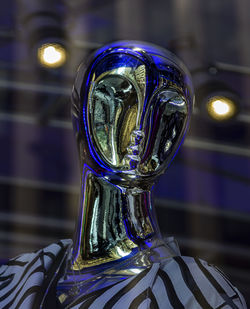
[57,41,194,305]
[71,41,193,185]
[72,171,139,269]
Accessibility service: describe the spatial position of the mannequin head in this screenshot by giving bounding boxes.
[72,41,194,188]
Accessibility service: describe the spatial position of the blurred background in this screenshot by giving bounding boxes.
[0,0,249,302]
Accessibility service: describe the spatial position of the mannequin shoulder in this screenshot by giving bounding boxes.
[0,239,72,274]
[0,239,72,308]
[157,255,247,308]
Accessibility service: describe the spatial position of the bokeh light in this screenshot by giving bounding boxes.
[206,96,237,121]
[37,43,66,68]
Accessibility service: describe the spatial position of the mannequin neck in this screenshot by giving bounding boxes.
[71,165,161,271]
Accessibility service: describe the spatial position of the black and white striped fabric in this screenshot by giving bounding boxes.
[66,256,247,309]
[0,240,71,309]
[0,240,247,308]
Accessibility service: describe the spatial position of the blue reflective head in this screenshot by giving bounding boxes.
[71,41,194,187]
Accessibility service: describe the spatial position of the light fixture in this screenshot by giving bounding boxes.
[206,96,237,121]
[37,43,67,68]
[19,1,68,69]
[196,82,240,122]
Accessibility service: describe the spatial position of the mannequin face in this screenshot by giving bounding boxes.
[87,55,188,178]
[89,74,139,170]
[72,42,193,184]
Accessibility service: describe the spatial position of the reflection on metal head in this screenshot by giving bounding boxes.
[72,41,193,187]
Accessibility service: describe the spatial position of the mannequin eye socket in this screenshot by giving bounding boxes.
[139,88,188,174]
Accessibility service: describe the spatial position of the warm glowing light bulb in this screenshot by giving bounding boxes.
[206,96,236,121]
[211,100,230,115]
[37,43,66,68]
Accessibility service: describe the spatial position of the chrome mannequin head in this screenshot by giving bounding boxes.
[72,41,194,188]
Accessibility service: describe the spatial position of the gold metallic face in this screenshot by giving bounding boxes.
[88,62,188,178]
[89,75,138,168]
[88,65,146,170]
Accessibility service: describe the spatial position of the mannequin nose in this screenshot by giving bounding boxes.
[124,130,145,169]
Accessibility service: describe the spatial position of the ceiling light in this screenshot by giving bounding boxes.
[37,43,67,68]
[206,96,237,121]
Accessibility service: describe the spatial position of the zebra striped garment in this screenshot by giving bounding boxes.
[0,240,247,308]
